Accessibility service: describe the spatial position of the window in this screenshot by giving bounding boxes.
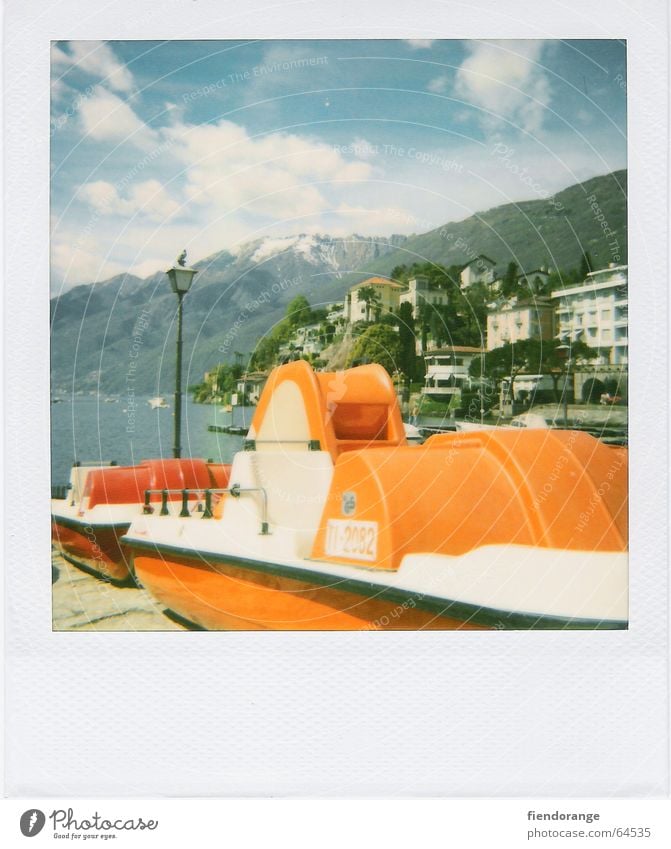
[601,309,611,320]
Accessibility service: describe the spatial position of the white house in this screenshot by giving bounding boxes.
[516,268,551,293]
[459,255,497,288]
[279,322,325,359]
[486,297,556,350]
[421,346,484,400]
[398,276,449,319]
[326,303,345,325]
[551,264,628,365]
[236,371,268,405]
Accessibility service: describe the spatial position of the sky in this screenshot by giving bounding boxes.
[50,39,627,291]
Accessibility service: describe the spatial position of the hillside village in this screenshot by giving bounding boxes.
[193,252,628,420]
[50,169,627,399]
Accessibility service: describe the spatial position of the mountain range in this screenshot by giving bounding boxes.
[51,169,626,395]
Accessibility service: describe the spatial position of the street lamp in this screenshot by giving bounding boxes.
[166,252,198,459]
[556,343,572,427]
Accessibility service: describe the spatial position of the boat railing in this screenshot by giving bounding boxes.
[243,438,321,451]
[73,460,117,466]
[142,485,270,534]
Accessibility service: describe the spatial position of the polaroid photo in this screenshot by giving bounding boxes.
[3,0,669,802]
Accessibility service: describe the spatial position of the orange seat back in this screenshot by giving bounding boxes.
[81,465,151,509]
[248,360,406,460]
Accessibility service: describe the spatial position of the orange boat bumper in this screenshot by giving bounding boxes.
[129,543,626,631]
[51,517,132,584]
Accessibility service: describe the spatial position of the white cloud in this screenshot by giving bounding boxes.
[406,40,435,49]
[52,41,134,93]
[456,41,551,134]
[427,75,449,94]
[50,77,71,103]
[79,179,180,221]
[51,219,197,288]
[79,86,158,149]
[349,137,379,160]
[165,119,373,220]
[331,203,431,234]
[51,235,128,290]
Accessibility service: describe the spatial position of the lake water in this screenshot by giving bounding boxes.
[50,397,253,485]
[50,396,459,485]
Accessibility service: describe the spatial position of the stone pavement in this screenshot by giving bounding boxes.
[52,551,186,631]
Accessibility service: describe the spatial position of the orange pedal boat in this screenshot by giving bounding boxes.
[123,361,628,629]
[51,458,231,584]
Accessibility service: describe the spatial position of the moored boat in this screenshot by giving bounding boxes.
[122,360,628,630]
[51,458,231,584]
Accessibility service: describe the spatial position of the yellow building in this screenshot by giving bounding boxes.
[344,277,404,322]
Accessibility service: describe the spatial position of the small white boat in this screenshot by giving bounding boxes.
[148,396,169,409]
[508,412,550,429]
[455,412,550,432]
[403,422,424,443]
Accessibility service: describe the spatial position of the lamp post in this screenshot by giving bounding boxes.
[556,344,572,427]
[166,254,198,459]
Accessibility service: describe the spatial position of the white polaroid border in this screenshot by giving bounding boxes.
[3,0,668,797]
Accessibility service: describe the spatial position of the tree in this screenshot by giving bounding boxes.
[417,301,431,353]
[355,285,381,322]
[346,324,402,375]
[500,261,519,298]
[396,301,416,380]
[249,334,280,370]
[429,303,452,348]
[285,295,311,327]
[449,283,488,347]
[579,251,594,280]
[390,261,458,291]
[471,338,598,402]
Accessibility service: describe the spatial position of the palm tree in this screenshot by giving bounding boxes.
[356,285,381,322]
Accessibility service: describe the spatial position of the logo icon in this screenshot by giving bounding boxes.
[341,491,356,515]
[20,809,46,837]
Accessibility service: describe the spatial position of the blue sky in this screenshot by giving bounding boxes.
[50,39,626,290]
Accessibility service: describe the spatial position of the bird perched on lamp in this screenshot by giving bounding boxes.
[176,249,187,267]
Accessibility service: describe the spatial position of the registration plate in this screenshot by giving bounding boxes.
[325,519,378,562]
